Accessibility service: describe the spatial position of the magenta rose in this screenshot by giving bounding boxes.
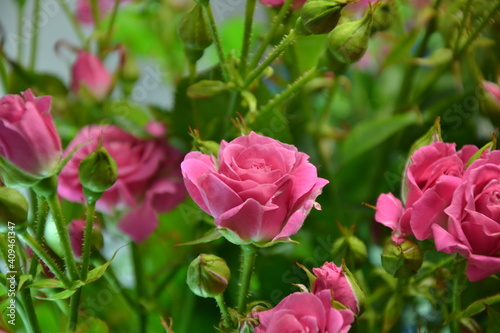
[58,124,186,242]
[432,151,500,281]
[71,51,113,101]
[312,262,360,314]
[181,132,328,245]
[0,89,62,186]
[375,142,477,243]
[253,291,354,333]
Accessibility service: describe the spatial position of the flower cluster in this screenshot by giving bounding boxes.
[252,262,361,333]
[375,141,500,281]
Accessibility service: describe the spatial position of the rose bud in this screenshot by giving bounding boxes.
[312,261,365,315]
[71,51,113,101]
[481,80,500,126]
[298,0,349,35]
[78,145,118,204]
[331,233,367,270]
[327,7,373,64]
[0,187,28,232]
[178,4,213,64]
[381,239,423,278]
[0,90,62,188]
[187,254,230,298]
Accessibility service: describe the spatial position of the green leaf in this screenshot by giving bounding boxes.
[75,316,110,333]
[340,112,419,166]
[381,30,419,70]
[29,278,65,289]
[187,80,233,99]
[487,305,500,333]
[459,293,500,319]
[85,245,125,284]
[174,228,222,246]
[0,154,42,188]
[296,262,317,290]
[36,288,77,300]
[466,139,495,168]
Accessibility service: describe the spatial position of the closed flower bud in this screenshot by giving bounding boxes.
[0,187,28,232]
[78,146,118,203]
[178,4,213,64]
[481,81,500,126]
[371,2,392,34]
[187,254,230,298]
[298,0,348,35]
[327,8,373,64]
[381,239,423,278]
[331,234,367,270]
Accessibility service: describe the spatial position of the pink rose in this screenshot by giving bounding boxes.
[181,132,328,244]
[0,89,62,184]
[483,81,500,103]
[76,0,133,25]
[432,151,500,281]
[253,291,354,333]
[71,51,113,101]
[312,262,359,314]
[58,124,186,242]
[375,142,477,243]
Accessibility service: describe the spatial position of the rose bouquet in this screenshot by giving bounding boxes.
[0,0,499,332]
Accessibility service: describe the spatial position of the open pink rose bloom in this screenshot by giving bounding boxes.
[58,124,186,242]
[181,132,328,245]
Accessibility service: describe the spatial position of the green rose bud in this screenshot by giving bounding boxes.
[0,187,28,232]
[331,234,367,270]
[327,7,373,64]
[187,254,230,298]
[381,239,423,278]
[78,146,118,204]
[178,4,213,64]
[371,2,392,34]
[298,0,349,35]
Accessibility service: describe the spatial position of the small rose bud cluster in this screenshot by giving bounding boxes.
[251,261,364,332]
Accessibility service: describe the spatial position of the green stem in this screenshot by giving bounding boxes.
[393,0,441,112]
[202,4,230,82]
[29,195,48,278]
[188,62,197,84]
[416,0,500,101]
[215,293,234,328]
[257,67,318,116]
[412,256,455,284]
[56,0,86,44]
[68,288,82,332]
[19,288,41,333]
[455,1,500,59]
[249,0,294,70]
[243,30,298,88]
[18,232,71,288]
[0,57,8,92]
[132,242,147,333]
[80,202,96,281]
[104,0,121,47]
[237,244,258,314]
[239,0,257,75]
[451,260,466,333]
[453,0,473,53]
[46,193,79,282]
[29,0,41,71]
[90,0,101,30]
